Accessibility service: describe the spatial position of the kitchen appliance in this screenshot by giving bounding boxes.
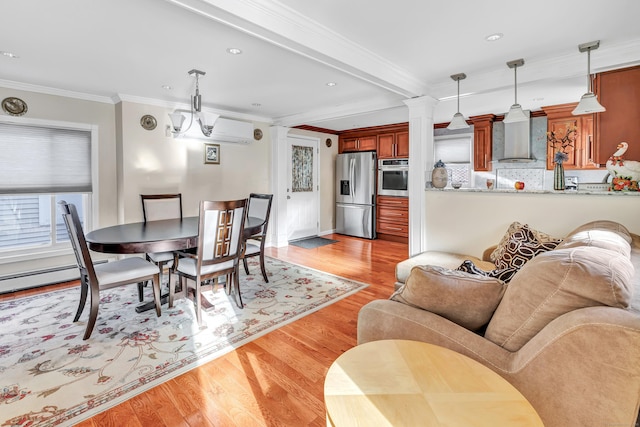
[378,158,409,197]
[335,152,376,239]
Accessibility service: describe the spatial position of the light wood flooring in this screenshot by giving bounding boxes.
[4,234,408,427]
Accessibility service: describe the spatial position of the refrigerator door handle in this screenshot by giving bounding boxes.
[349,158,355,199]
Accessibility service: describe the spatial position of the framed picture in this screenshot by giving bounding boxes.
[204,143,220,164]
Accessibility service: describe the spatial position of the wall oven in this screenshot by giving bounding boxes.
[377,159,409,197]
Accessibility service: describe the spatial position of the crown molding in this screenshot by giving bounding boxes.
[0,79,114,104]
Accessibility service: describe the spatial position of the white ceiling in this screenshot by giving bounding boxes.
[1,0,639,132]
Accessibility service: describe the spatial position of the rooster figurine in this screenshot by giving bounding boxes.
[606,142,640,190]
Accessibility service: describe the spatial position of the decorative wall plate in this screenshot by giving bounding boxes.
[2,97,28,116]
[325,138,332,147]
[254,128,263,141]
[140,114,157,130]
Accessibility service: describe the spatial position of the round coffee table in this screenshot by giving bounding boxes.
[324,339,544,426]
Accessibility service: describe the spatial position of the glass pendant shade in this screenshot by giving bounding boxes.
[572,92,606,115]
[504,59,528,124]
[572,41,605,116]
[447,112,469,130]
[168,112,186,132]
[503,103,528,123]
[447,73,469,130]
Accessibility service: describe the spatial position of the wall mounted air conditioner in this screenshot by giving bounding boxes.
[175,117,254,143]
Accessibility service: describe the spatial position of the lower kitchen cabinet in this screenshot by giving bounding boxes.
[376,195,408,242]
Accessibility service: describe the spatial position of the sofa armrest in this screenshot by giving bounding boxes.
[357,300,640,427]
[501,306,640,427]
[482,245,497,262]
[357,299,512,367]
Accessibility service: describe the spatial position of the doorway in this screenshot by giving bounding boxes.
[286,135,319,242]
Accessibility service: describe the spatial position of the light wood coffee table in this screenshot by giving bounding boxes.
[324,339,544,427]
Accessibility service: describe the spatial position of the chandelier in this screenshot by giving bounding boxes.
[168,69,219,137]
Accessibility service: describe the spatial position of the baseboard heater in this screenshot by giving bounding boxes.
[0,260,106,295]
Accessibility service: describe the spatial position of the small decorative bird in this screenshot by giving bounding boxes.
[606,142,640,184]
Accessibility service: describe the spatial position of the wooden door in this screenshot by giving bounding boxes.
[358,136,377,151]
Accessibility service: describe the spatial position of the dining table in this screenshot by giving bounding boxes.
[85,215,265,312]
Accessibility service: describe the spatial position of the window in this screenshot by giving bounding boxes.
[0,120,93,253]
[434,134,472,186]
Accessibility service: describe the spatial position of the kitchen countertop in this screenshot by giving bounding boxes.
[425,187,640,196]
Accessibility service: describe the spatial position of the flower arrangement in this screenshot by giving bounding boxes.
[547,125,577,164]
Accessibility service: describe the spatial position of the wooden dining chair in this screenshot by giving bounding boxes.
[242,193,273,282]
[139,193,182,302]
[173,199,247,325]
[58,200,162,340]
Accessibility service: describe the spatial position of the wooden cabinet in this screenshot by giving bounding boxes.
[339,123,409,155]
[542,103,597,170]
[594,65,640,164]
[470,115,495,171]
[339,136,377,153]
[376,195,408,242]
[378,131,409,159]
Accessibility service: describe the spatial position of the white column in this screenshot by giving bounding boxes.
[403,96,438,256]
[269,125,291,247]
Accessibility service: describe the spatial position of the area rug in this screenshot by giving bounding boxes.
[289,236,338,249]
[0,256,368,427]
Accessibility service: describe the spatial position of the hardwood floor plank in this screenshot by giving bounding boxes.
[6,234,407,426]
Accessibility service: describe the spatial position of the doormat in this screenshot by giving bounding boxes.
[289,236,338,249]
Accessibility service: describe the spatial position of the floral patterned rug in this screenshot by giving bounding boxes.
[0,256,368,427]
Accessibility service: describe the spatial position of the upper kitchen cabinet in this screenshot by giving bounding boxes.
[378,130,409,159]
[594,65,640,163]
[339,135,377,153]
[542,103,597,170]
[339,123,409,155]
[469,114,495,171]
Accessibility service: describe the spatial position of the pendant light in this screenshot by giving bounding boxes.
[447,73,469,130]
[503,59,528,123]
[572,40,606,115]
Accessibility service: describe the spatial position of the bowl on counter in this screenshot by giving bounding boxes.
[452,182,462,189]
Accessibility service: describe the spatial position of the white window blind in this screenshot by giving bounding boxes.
[0,122,91,194]
[434,135,472,164]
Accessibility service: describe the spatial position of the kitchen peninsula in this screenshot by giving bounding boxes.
[423,188,639,259]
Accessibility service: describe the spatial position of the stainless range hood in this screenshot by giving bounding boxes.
[499,110,534,162]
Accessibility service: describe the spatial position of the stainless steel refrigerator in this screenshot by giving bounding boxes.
[335,151,376,239]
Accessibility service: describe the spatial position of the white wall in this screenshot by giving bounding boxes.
[117,102,272,223]
[424,190,640,258]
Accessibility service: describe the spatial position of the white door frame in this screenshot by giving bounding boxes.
[270,127,321,247]
[286,134,320,241]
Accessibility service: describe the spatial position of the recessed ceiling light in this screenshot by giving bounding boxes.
[1,51,19,59]
[326,82,337,87]
[161,85,172,90]
[226,48,242,55]
[485,33,504,42]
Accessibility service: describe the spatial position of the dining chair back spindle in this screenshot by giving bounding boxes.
[242,193,273,282]
[173,199,247,325]
[139,193,183,304]
[58,200,162,340]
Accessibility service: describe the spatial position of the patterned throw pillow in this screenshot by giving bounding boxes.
[490,223,563,270]
[456,260,520,283]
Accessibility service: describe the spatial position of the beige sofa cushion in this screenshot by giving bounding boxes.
[391,265,507,331]
[395,251,494,285]
[485,246,635,351]
[556,220,632,257]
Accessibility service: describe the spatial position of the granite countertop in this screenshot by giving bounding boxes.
[425,187,640,196]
